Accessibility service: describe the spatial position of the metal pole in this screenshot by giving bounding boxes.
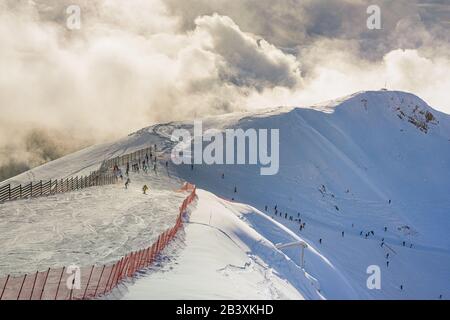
[39,268,50,300]
[0,275,10,300]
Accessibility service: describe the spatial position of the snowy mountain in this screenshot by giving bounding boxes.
[1,90,449,300]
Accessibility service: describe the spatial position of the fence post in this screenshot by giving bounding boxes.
[29,271,39,300]
[17,274,27,300]
[82,265,95,299]
[93,265,106,298]
[0,274,10,300]
[103,263,116,295]
[19,184,22,199]
[8,184,11,201]
[39,268,50,300]
[40,181,42,196]
[54,267,65,300]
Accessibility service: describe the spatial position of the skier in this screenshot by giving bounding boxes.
[386,253,389,259]
[265,205,268,211]
[125,178,130,189]
[221,173,224,179]
[400,285,403,291]
[342,231,344,237]
[386,261,389,267]
[402,241,406,247]
[360,231,363,236]
[384,226,387,232]
[389,199,391,204]
[142,185,149,195]
[319,238,322,244]
[234,186,237,193]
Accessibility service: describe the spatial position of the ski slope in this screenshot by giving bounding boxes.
[0,169,185,276]
[1,90,449,299]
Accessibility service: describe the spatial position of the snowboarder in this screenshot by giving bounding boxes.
[142,185,148,194]
[125,178,130,189]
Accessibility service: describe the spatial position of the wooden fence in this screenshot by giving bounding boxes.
[0,172,117,204]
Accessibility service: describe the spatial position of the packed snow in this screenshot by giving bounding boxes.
[0,169,185,276]
[1,90,449,299]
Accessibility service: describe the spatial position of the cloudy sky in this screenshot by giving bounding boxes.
[0,0,449,179]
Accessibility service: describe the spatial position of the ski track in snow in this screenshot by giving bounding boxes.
[1,90,449,299]
[0,167,185,277]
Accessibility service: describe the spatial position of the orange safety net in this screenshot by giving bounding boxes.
[0,184,196,300]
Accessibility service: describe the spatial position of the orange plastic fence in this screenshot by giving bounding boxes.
[0,184,196,300]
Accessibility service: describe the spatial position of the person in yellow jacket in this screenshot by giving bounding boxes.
[142,184,149,194]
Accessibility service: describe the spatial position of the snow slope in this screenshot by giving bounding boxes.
[108,190,323,300]
[1,90,449,299]
[0,169,185,276]
[154,90,450,299]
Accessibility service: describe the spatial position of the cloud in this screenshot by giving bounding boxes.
[0,0,449,180]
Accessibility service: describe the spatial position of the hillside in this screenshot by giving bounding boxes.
[1,90,449,299]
